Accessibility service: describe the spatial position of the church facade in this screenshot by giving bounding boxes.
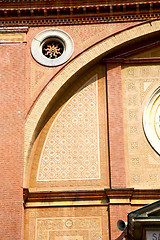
[1,1,160,239]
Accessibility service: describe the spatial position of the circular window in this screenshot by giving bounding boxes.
[42,38,64,59]
[31,29,74,67]
[143,87,160,155]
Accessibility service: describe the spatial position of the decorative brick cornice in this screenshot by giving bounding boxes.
[105,188,134,200]
[0,0,160,26]
[105,188,160,200]
[23,189,106,204]
[24,188,160,207]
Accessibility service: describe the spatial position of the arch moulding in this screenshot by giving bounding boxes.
[24,19,160,186]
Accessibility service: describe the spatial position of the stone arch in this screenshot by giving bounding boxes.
[24,19,160,186]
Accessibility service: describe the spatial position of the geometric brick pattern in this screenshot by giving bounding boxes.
[37,75,100,181]
[122,64,160,188]
[25,206,108,240]
[35,217,102,240]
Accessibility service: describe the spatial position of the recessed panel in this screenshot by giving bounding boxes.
[37,75,100,181]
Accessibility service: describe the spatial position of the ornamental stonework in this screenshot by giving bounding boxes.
[31,29,74,67]
[37,75,100,181]
[35,217,102,240]
[25,206,108,240]
[122,64,160,188]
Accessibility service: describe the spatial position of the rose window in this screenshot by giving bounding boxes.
[42,39,64,59]
[31,29,74,67]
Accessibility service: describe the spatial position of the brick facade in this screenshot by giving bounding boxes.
[0,43,26,240]
[1,1,160,239]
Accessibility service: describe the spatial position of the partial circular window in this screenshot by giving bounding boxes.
[31,29,74,67]
[143,87,160,155]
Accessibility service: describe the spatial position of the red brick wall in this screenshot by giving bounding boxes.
[106,63,126,188]
[109,204,131,240]
[0,43,25,240]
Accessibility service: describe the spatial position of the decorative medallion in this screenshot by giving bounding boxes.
[65,219,73,228]
[31,29,74,66]
[42,39,64,59]
[143,87,160,155]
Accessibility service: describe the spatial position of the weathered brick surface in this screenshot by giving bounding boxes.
[0,43,25,240]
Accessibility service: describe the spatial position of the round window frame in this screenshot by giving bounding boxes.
[31,29,74,67]
[143,86,160,155]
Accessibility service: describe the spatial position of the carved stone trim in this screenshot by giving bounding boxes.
[24,188,160,205]
[0,26,28,33]
[23,189,107,206]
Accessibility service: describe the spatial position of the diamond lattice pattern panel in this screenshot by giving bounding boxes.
[37,75,100,181]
